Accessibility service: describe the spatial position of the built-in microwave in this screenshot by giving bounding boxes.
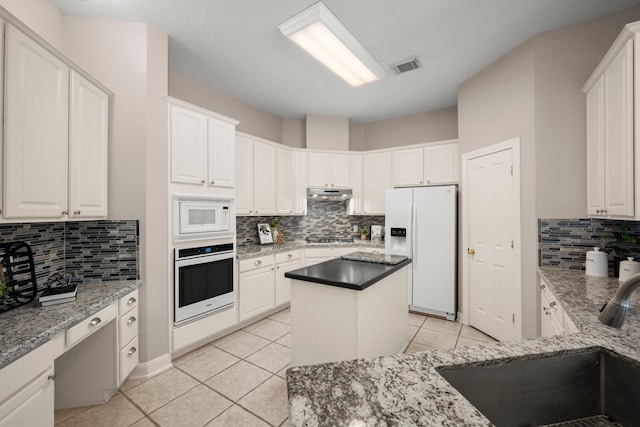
[173,195,233,241]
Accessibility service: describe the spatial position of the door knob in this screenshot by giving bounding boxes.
[467,248,476,255]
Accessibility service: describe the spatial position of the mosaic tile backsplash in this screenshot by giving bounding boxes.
[539,218,640,272]
[236,200,385,245]
[0,220,139,288]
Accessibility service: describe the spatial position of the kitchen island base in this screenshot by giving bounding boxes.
[290,265,408,367]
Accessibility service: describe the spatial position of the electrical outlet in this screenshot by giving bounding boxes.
[352,225,358,232]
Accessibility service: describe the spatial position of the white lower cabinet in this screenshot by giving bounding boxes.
[117,290,139,384]
[275,251,302,306]
[238,255,275,322]
[540,279,578,337]
[0,341,55,427]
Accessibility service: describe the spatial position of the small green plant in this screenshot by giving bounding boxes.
[359,227,369,236]
[270,220,279,230]
[602,225,638,259]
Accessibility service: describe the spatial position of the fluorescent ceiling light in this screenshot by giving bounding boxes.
[278,2,385,87]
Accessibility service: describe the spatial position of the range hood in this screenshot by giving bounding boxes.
[307,188,353,201]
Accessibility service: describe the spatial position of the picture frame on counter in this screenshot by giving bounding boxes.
[257,223,273,244]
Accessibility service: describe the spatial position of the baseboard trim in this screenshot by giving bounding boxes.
[129,353,173,379]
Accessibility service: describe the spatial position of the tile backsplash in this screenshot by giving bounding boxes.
[539,218,640,271]
[0,220,139,288]
[236,200,384,245]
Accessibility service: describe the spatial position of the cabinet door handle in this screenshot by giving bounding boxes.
[549,301,557,310]
[62,210,69,216]
[254,260,262,265]
[287,253,293,258]
[88,317,101,328]
[540,284,546,290]
[127,297,137,305]
[48,373,57,381]
[73,210,81,215]
[127,347,137,356]
[200,180,205,184]
[543,307,551,315]
[127,316,137,325]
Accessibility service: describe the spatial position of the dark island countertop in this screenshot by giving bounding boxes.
[284,257,412,291]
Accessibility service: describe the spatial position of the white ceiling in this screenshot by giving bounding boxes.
[53,0,640,122]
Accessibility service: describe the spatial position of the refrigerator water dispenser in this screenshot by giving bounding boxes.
[388,227,407,252]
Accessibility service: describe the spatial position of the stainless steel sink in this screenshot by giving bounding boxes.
[437,348,640,426]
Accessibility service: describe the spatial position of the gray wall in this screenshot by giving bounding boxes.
[457,6,640,339]
[169,68,284,144]
[360,107,458,151]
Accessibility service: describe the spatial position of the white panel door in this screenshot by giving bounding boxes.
[362,152,391,215]
[276,147,293,215]
[207,118,236,188]
[392,148,424,187]
[235,135,254,215]
[424,144,459,184]
[603,39,634,217]
[252,141,276,215]
[275,258,302,305]
[349,155,363,214]
[238,267,275,322]
[293,151,307,215]
[330,154,351,188]
[4,24,69,218]
[467,148,516,342]
[586,76,605,216]
[307,152,329,187]
[170,104,206,185]
[69,71,109,218]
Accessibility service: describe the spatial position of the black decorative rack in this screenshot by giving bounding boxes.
[0,241,37,314]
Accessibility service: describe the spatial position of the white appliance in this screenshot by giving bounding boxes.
[173,195,233,241]
[385,186,457,320]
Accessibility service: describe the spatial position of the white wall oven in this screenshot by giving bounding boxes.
[173,195,233,241]
[174,242,235,325]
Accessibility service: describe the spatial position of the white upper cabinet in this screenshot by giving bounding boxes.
[392,143,459,187]
[583,24,638,219]
[207,118,236,188]
[424,143,459,184]
[392,148,423,186]
[4,24,70,219]
[293,151,307,215]
[235,134,254,215]
[252,141,276,215]
[349,155,364,215]
[307,152,351,188]
[362,152,391,215]
[169,99,238,188]
[170,104,207,185]
[276,147,293,215]
[69,71,109,218]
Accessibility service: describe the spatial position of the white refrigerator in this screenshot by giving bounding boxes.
[385,185,457,320]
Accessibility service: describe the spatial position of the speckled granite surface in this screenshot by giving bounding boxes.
[0,280,140,369]
[236,240,384,260]
[286,267,640,426]
[341,251,408,265]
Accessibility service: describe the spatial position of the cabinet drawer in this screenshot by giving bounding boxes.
[239,255,274,273]
[275,250,301,264]
[305,247,332,258]
[119,336,139,382]
[119,306,139,349]
[119,289,138,314]
[66,303,116,348]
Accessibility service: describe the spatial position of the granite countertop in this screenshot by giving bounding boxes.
[0,279,140,369]
[284,257,412,291]
[286,267,640,426]
[236,240,385,260]
[341,251,408,265]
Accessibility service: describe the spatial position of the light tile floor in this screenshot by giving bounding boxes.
[54,309,497,427]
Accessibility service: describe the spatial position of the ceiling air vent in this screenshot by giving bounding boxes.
[391,56,421,75]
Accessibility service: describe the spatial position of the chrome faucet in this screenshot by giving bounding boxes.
[599,272,640,328]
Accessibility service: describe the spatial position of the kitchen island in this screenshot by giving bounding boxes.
[285,253,411,366]
[286,268,640,426]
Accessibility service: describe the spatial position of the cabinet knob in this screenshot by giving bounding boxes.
[419,180,423,184]
[127,297,137,305]
[88,317,102,328]
[200,180,205,184]
[127,316,137,325]
[549,301,557,310]
[74,210,81,215]
[210,180,215,185]
[540,284,546,290]
[255,210,259,214]
[287,253,293,258]
[48,373,57,381]
[543,307,551,316]
[127,347,137,356]
[254,260,262,265]
[62,210,69,216]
